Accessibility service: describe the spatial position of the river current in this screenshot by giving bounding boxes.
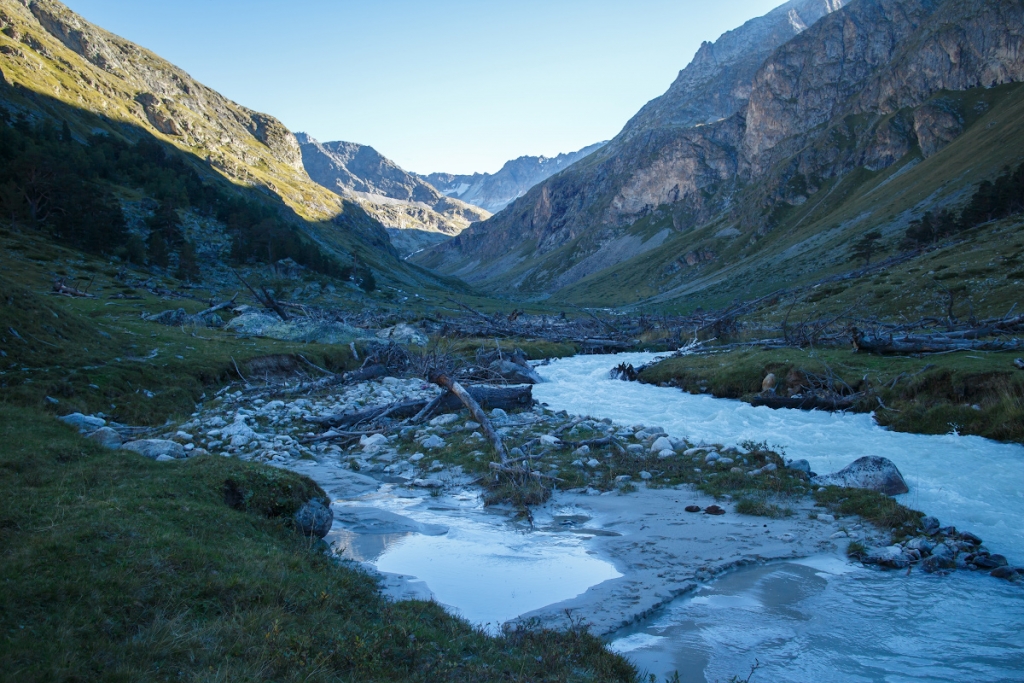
[536,353,1024,682]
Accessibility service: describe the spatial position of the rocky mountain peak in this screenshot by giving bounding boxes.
[421,142,606,214]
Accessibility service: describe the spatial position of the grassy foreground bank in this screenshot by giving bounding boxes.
[0,405,637,682]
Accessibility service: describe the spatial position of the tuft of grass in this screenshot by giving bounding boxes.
[813,486,923,532]
[735,496,793,518]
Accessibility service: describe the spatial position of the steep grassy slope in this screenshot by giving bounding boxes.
[0,0,459,292]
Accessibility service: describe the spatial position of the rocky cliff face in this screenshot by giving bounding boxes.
[415,0,1024,299]
[296,133,489,255]
[421,142,606,214]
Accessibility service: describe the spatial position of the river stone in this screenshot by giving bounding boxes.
[122,439,186,460]
[59,412,106,433]
[421,435,445,449]
[489,359,543,385]
[921,554,956,573]
[87,427,122,449]
[649,436,673,453]
[865,545,910,569]
[539,434,560,446]
[704,505,726,515]
[921,516,941,535]
[658,449,676,459]
[685,505,702,512]
[361,434,389,450]
[294,499,334,538]
[412,478,443,489]
[905,537,934,554]
[960,531,983,545]
[429,413,460,427]
[639,471,652,480]
[586,458,601,468]
[810,456,909,495]
[704,452,720,463]
[786,459,811,475]
[973,554,1008,569]
[991,566,1020,580]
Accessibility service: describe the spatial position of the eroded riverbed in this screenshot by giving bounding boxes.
[190,350,1024,681]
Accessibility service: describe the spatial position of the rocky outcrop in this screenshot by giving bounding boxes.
[421,142,606,214]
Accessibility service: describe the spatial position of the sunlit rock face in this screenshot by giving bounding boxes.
[416,0,1024,297]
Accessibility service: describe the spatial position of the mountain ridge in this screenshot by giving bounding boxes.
[0,0,456,292]
[295,132,490,257]
[420,142,607,214]
[414,0,1024,307]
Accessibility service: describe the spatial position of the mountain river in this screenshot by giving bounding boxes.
[329,352,1024,681]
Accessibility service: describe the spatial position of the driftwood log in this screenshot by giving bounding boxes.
[851,327,1024,355]
[429,371,509,462]
[309,384,533,429]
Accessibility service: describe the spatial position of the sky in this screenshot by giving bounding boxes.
[63,0,785,175]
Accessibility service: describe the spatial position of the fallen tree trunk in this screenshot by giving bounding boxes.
[429,371,509,463]
[851,328,1024,355]
[309,384,533,429]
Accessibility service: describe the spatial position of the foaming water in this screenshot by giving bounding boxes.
[329,489,621,628]
[535,353,1024,562]
[610,558,1024,682]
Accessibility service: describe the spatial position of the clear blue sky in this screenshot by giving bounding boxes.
[64,0,784,175]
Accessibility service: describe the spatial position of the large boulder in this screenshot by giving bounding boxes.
[294,498,334,538]
[376,323,427,346]
[87,427,122,449]
[811,456,909,495]
[59,413,106,433]
[122,439,187,460]
[864,545,911,569]
[488,359,543,384]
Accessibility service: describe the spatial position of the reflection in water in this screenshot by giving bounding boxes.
[329,528,411,563]
[611,558,1024,683]
[329,491,621,628]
